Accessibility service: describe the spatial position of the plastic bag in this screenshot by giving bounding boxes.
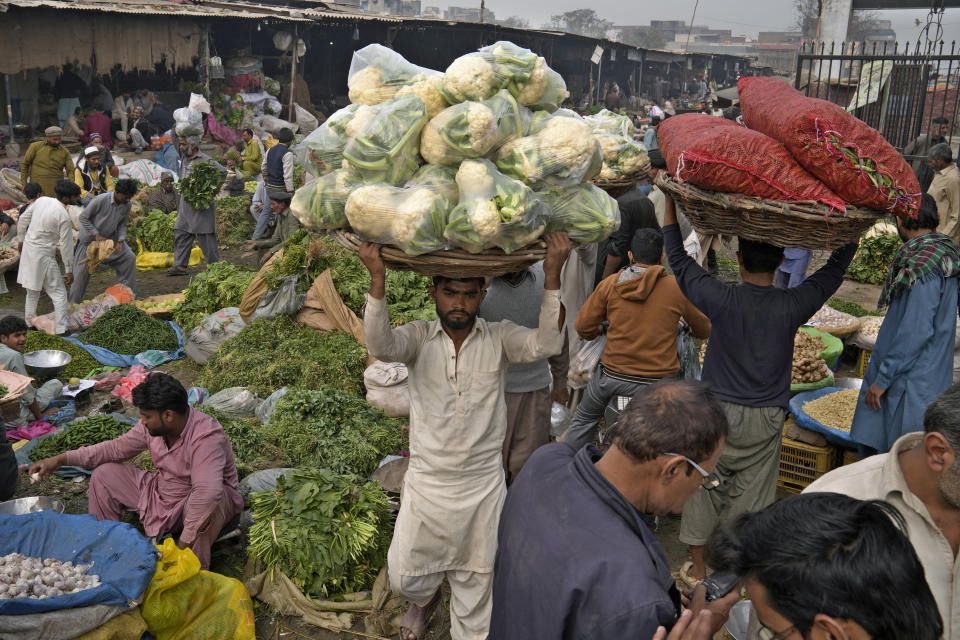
[364,361,410,418]
[203,387,260,418]
[173,108,204,138]
[568,335,605,389]
[345,182,453,255]
[539,183,621,243]
[183,308,246,366]
[299,105,359,175]
[445,158,548,253]
[290,166,361,231]
[30,286,131,335]
[550,401,571,438]
[249,275,303,322]
[583,108,635,138]
[347,44,447,118]
[239,467,292,499]
[442,41,569,111]
[188,93,211,114]
[420,90,531,166]
[595,134,651,180]
[495,111,602,188]
[293,103,318,134]
[141,539,255,640]
[255,387,288,424]
[343,94,428,185]
[111,365,148,403]
[677,322,702,381]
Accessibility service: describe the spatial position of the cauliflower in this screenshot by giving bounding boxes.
[455,159,497,197]
[591,134,650,179]
[515,57,569,110]
[620,150,650,176]
[466,200,504,247]
[421,103,496,165]
[345,184,450,255]
[598,163,618,180]
[443,55,498,103]
[595,134,623,163]
[396,74,448,119]
[496,115,601,187]
[348,67,397,105]
[344,105,380,138]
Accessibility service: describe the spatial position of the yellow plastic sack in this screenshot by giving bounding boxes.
[135,239,204,271]
[141,539,255,640]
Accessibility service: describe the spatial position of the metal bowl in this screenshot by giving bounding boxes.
[0,496,65,516]
[23,350,72,378]
[834,377,863,390]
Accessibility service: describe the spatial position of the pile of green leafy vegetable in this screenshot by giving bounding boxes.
[173,261,256,331]
[179,162,223,210]
[262,229,312,290]
[0,385,8,399]
[24,332,99,379]
[847,233,901,285]
[79,304,179,355]
[827,298,886,318]
[215,196,255,244]
[263,386,404,474]
[29,415,130,462]
[197,405,274,478]
[248,468,393,598]
[128,209,176,253]
[197,315,367,396]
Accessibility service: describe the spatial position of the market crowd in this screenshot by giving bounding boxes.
[3,82,960,640]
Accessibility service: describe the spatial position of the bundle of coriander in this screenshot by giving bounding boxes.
[173,261,256,332]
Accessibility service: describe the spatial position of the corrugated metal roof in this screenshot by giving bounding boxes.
[0,0,314,21]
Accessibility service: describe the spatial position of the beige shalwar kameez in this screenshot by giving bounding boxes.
[364,290,563,640]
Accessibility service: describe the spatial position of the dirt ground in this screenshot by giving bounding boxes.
[3,242,883,640]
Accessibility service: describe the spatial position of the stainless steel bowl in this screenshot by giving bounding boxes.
[834,378,863,390]
[0,496,65,516]
[23,350,72,378]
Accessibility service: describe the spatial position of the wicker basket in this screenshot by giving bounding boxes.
[0,248,19,274]
[656,175,883,249]
[330,230,546,278]
[591,176,642,198]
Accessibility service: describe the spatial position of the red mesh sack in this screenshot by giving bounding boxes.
[738,76,920,217]
[657,113,846,210]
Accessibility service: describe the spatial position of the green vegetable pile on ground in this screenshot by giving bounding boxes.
[173,262,256,331]
[262,229,312,290]
[847,233,901,285]
[179,162,222,210]
[0,385,7,398]
[198,315,367,396]
[215,196,254,244]
[24,332,100,379]
[79,304,179,355]
[248,468,393,598]
[197,405,275,478]
[827,298,886,318]
[29,415,130,462]
[263,386,404,474]
[128,209,176,253]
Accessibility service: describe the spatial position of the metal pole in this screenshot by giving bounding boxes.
[684,0,700,53]
[289,25,298,123]
[4,74,14,132]
[479,0,485,24]
[596,56,603,105]
[203,30,211,96]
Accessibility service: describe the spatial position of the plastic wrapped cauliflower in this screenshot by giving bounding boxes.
[343,94,428,185]
[298,104,360,175]
[344,182,453,255]
[595,134,650,179]
[290,165,362,231]
[441,41,568,111]
[348,44,447,117]
[539,183,621,243]
[495,111,602,188]
[445,159,548,253]
[407,164,459,202]
[420,91,531,166]
[584,109,636,138]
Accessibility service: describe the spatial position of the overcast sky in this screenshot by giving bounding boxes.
[476,0,960,47]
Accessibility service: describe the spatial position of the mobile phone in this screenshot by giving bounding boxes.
[702,570,740,602]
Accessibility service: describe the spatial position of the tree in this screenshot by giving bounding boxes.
[793,0,881,43]
[548,9,614,39]
[499,15,530,29]
[623,28,668,50]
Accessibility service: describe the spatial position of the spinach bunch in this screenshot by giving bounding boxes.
[179,162,222,210]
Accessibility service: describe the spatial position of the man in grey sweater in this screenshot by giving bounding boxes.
[479,262,569,484]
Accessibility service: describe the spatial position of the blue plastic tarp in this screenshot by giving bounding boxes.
[0,512,156,615]
[14,413,137,467]
[790,386,858,448]
[64,321,186,368]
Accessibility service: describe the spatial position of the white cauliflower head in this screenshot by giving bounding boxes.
[620,151,651,176]
[516,57,548,106]
[455,159,497,199]
[595,134,623,163]
[348,67,398,105]
[444,55,497,102]
[420,110,456,165]
[396,74,448,119]
[468,199,502,243]
[344,184,396,238]
[343,105,380,138]
[464,103,496,149]
[541,116,598,172]
[599,163,618,180]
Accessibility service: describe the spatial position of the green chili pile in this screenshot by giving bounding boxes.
[179,162,222,210]
[24,332,100,380]
[29,415,130,462]
[78,304,179,355]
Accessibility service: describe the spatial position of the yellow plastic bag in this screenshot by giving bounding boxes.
[141,539,255,640]
[135,239,204,271]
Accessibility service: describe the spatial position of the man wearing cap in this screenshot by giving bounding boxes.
[148,172,179,215]
[261,128,295,194]
[244,190,301,265]
[70,179,139,303]
[169,137,225,276]
[74,146,114,205]
[82,107,113,149]
[87,133,118,178]
[21,127,74,198]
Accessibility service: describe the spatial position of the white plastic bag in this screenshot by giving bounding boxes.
[203,387,260,418]
[250,275,304,322]
[583,108,636,138]
[239,468,292,499]
[188,93,212,114]
[173,107,204,137]
[568,335,606,389]
[550,401,571,438]
[539,183,620,244]
[294,103,318,135]
[255,387,289,424]
[364,361,410,418]
[297,104,359,175]
[290,166,361,231]
[184,308,246,365]
[495,110,602,188]
[342,94,428,185]
[420,90,531,166]
[348,44,447,117]
[345,181,453,255]
[595,133,650,180]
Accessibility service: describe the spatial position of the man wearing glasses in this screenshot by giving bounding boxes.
[706,493,942,640]
[489,380,739,640]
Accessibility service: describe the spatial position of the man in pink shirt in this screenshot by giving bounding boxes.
[29,373,243,569]
[81,108,113,149]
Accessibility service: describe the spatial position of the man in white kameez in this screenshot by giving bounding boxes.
[16,180,79,335]
[359,233,571,640]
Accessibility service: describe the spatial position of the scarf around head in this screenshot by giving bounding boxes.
[878,231,960,309]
